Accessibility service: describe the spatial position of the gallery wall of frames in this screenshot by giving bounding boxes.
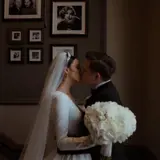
[0,0,106,104]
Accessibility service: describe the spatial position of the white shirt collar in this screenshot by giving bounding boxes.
[95,79,111,89]
[85,79,111,101]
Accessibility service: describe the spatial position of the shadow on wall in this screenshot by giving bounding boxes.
[107,0,160,159]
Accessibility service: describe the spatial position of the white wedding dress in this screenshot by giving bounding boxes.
[44,91,94,160]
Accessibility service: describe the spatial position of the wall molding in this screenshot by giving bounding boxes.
[0,132,23,150]
[0,99,39,105]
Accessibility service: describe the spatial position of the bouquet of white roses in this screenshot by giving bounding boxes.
[84,101,136,159]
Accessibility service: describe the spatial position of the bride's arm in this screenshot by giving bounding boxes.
[53,98,95,151]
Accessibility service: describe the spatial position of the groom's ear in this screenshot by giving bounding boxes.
[95,72,101,80]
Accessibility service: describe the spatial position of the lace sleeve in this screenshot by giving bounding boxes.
[53,96,95,151]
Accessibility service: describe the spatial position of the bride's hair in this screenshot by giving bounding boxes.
[67,54,76,67]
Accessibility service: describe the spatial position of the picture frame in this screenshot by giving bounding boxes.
[28,29,43,44]
[50,44,77,61]
[8,48,24,64]
[3,0,42,20]
[7,28,24,44]
[27,48,43,64]
[51,1,87,36]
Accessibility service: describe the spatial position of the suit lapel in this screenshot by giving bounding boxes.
[85,81,112,108]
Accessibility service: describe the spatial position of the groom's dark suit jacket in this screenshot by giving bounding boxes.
[85,81,128,160]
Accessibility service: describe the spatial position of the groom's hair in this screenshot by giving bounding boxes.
[85,51,116,80]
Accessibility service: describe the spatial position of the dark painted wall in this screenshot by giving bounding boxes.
[0,0,106,104]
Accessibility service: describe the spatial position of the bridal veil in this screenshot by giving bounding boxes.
[19,52,71,160]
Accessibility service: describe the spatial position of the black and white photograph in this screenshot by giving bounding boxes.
[28,29,43,43]
[8,48,23,63]
[51,44,76,60]
[12,31,21,41]
[52,1,87,35]
[28,48,43,63]
[4,0,42,19]
[7,29,24,44]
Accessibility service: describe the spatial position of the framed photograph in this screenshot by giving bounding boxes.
[51,44,77,61]
[27,48,43,63]
[7,28,24,44]
[3,0,42,20]
[28,29,43,44]
[12,31,21,40]
[8,48,24,63]
[51,1,87,36]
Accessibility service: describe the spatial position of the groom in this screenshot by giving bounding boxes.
[81,51,127,160]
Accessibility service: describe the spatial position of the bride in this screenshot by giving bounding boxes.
[19,52,96,160]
